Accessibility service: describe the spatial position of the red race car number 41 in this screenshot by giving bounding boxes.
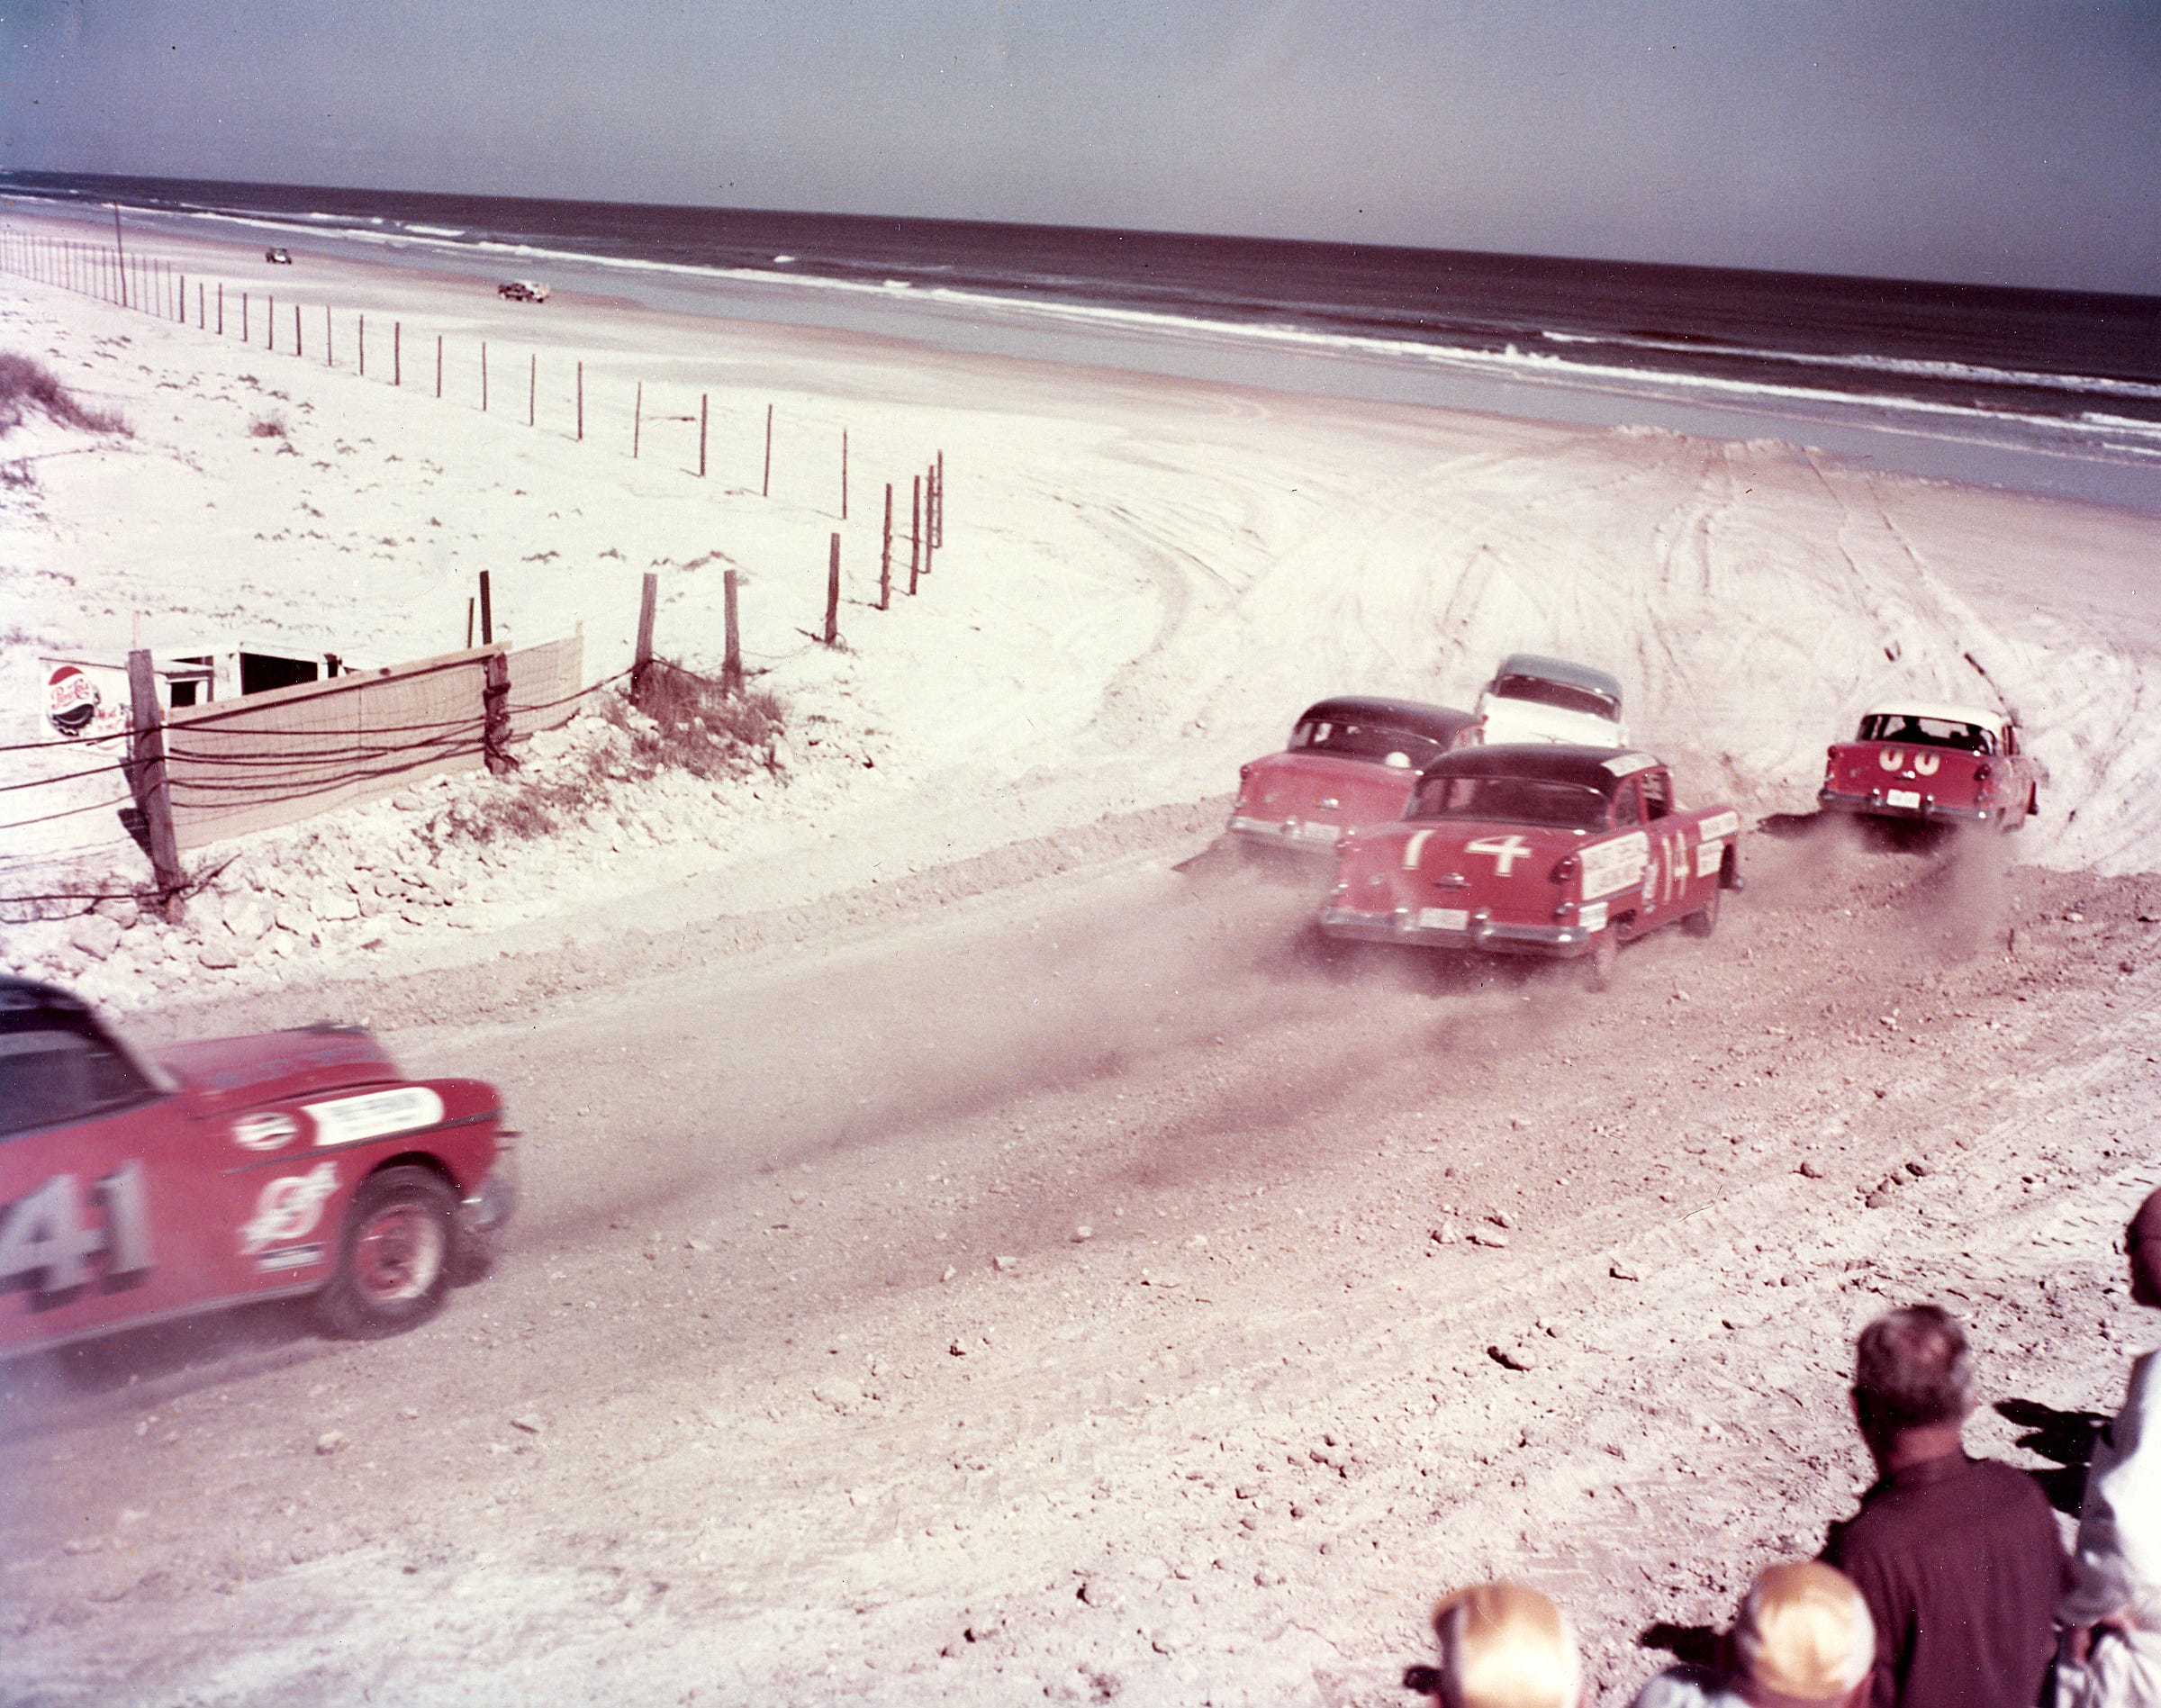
[0,1165,154,1296]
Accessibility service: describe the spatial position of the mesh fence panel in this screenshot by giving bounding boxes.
[506,635,584,742]
[164,648,493,850]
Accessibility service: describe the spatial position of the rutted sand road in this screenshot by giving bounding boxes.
[4,818,2158,1706]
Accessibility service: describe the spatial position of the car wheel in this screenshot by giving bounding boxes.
[1684,883,1721,938]
[1583,927,1617,992]
[318,1165,457,1340]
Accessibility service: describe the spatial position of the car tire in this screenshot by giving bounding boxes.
[1684,883,1721,938]
[318,1165,457,1340]
[1583,927,1617,992]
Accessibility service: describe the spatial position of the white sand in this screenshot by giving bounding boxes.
[5,214,2153,1009]
[4,216,2161,1706]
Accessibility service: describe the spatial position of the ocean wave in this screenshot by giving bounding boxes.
[1541,328,2161,402]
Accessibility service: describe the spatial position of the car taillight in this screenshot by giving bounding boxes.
[1976,762,1994,787]
[1551,854,1580,884]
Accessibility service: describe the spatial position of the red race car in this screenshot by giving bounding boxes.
[1817,701,2038,830]
[1319,745,1741,987]
[0,978,515,1357]
[1228,696,1481,858]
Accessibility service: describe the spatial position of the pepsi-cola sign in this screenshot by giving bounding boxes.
[44,664,123,739]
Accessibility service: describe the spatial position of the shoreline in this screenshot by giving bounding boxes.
[11,200,2159,515]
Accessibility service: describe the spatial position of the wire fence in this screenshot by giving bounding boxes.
[1,639,606,919]
[0,215,950,918]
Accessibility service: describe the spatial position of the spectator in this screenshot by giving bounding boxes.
[2054,1188,2161,1705]
[1824,1304,2068,1708]
[1632,1559,1874,1707]
[1405,1581,1583,1708]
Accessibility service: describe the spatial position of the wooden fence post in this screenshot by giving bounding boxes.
[359,313,366,377]
[699,393,708,476]
[466,597,475,648]
[436,333,444,399]
[393,321,401,386]
[529,353,537,426]
[880,482,892,610]
[840,429,848,520]
[762,403,773,497]
[922,464,936,577]
[722,569,743,696]
[482,650,513,775]
[324,303,332,366]
[634,572,658,700]
[243,291,249,342]
[481,341,489,411]
[633,382,642,458]
[478,570,493,644]
[909,475,921,596]
[267,294,274,350]
[294,303,303,358]
[935,449,945,547]
[125,649,184,912]
[576,361,584,441]
[824,535,841,646]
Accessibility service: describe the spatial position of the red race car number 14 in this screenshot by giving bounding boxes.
[0,1165,154,1296]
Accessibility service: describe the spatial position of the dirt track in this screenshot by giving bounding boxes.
[4,815,2160,1706]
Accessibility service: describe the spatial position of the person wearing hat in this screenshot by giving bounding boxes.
[1405,1581,1585,1708]
[1631,1560,1875,1708]
[2052,1188,2161,1706]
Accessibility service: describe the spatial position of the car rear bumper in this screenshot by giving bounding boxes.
[1228,815,1343,854]
[1317,906,1597,959]
[1818,788,1994,825]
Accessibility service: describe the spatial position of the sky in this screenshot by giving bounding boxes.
[3,0,2157,293]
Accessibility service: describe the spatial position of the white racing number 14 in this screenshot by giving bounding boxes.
[0,1165,154,1296]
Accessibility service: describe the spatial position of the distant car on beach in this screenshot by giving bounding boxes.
[1228,695,1480,858]
[0,978,516,1356]
[1474,654,1628,747]
[1818,701,2037,830]
[496,280,550,303]
[264,248,293,265]
[1319,744,1741,989]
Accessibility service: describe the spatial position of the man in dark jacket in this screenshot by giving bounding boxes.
[1824,1305,2068,1708]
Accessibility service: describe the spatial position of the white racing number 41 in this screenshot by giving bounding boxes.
[0,1165,154,1296]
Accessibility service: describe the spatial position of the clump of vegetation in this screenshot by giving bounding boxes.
[627,662,784,780]
[427,669,787,845]
[0,352,131,438]
[249,412,288,439]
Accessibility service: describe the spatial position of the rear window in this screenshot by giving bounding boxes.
[1487,674,1619,721]
[1858,714,1994,754]
[0,1026,159,1139]
[1411,774,1609,829]
[1291,719,1447,772]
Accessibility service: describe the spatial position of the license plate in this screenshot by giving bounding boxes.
[1885,789,1921,809]
[1417,907,1469,932]
[1295,820,1340,842]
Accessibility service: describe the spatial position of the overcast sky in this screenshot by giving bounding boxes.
[4,1,2156,292]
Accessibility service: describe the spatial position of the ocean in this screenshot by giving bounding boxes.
[5,169,2158,510]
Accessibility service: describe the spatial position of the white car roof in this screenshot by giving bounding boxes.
[1861,701,2005,729]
